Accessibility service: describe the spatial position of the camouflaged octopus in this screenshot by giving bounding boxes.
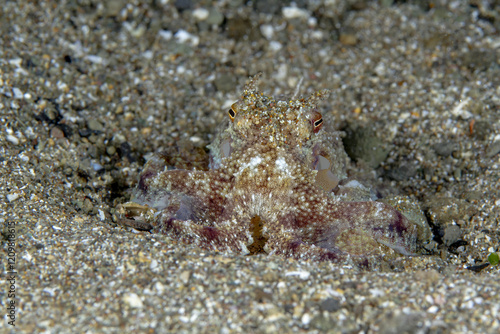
[117,74,417,264]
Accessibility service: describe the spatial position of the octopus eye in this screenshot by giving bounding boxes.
[228,103,237,122]
[314,118,323,128]
[310,111,323,133]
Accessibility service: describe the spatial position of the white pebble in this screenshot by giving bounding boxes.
[285,271,310,280]
[6,134,19,145]
[8,58,23,67]
[282,6,309,20]
[369,288,385,297]
[7,193,20,202]
[123,293,143,308]
[85,55,105,64]
[310,30,323,40]
[12,87,23,99]
[269,41,282,51]
[22,252,33,262]
[175,29,199,46]
[308,17,317,27]
[301,313,311,326]
[192,8,209,21]
[260,24,274,40]
[142,50,153,59]
[42,287,56,297]
[158,30,173,40]
[98,209,106,221]
[150,259,159,270]
[427,305,439,313]
[450,98,473,119]
[154,281,165,292]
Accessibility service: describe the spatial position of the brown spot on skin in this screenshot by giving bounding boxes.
[137,170,157,193]
[201,226,220,243]
[319,251,340,262]
[389,211,409,236]
[247,215,268,255]
[287,240,303,254]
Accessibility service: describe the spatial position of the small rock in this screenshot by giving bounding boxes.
[122,293,143,308]
[432,142,457,157]
[385,163,417,181]
[7,193,21,202]
[311,313,337,331]
[87,119,104,132]
[226,18,260,41]
[106,146,116,155]
[104,0,126,17]
[485,141,500,158]
[342,124,391,168]
[6,134,19,145]
[282,6,309,20]
[82,198,93,213]
[471,120,492,140]
[206,8,224,26]
[319,298,341,312]
[339,32,358,46]
[423,196,477,244]
[50,126,65,139]
[443,225,462,246]
[180,270,191,284]
[253,0,282,14]
[174,29,199,46]
[174,0,192,12]
[12,87,23,99]
[192,8,209,21]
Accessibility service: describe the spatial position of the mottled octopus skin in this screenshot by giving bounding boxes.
[120,74,417,265]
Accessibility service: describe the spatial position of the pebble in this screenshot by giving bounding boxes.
[282,6,309,20]
[50,126,65,139]
[123,293,143,308]
[12,87,23,99]
[206,9,224,26]
[7,193,21,202]
[87,119,104,132]
[485,141,500,158]
[192,8,209,21]
[6,134,19,145]
[260,25,274,40]
[175,29,200,46]
[319,298,341,312]
[443,225,462,246]
[339,32,358,46]
[432,142,457,157]
[342,124,391,168]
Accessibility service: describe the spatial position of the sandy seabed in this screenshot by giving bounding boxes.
[1,1,499,333]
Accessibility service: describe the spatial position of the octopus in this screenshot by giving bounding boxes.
[116,74,417,266]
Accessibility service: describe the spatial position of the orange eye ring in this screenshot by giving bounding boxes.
[311,111,323,133]
[228,103,237,122]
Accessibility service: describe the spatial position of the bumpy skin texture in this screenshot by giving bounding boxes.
[118,74,417,265]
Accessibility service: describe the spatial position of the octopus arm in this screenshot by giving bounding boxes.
[317,201,418,257]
